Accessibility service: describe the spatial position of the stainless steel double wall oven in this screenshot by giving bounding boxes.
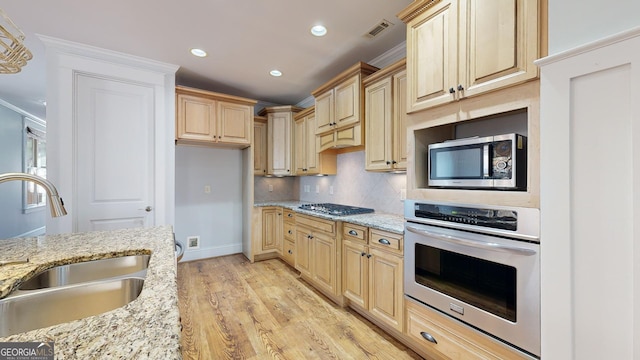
[404,200,540,357]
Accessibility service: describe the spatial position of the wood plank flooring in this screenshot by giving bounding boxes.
[177,254,422,360]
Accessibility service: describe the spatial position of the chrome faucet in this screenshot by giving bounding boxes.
[0,172,67,217]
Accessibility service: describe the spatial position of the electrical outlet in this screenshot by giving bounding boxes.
[329,186,334,195]
[268,184,273,192]
[304,185,310,193]
[400,189,406,201]
[315,185,320,193]
[186,236,200,249]
[204,185,211,194]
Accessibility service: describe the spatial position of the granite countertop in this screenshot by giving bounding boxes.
[0,226,181,359]
[254,200,405,234]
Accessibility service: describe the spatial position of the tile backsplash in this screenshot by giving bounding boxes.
[254,176,299,202]
[299,151,406,216]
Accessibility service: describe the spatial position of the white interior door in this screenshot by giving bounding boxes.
[75,74,155,232]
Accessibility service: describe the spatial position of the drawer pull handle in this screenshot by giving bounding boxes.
[287,213,293,217]
[420,331,437,344]
[378,238,391,246]
[348,230,358,236]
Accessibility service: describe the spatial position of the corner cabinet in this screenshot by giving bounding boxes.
[259,106,303,176]
[253,115,268,175]
[364,59,408,171]
[398,0,540,113]
[175,86,256,147]
[293,106,337,176]
[312,62,379,151]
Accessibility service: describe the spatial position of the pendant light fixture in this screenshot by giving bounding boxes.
[0,8,33,74]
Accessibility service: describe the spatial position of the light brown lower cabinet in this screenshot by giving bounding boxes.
[405,297,532,360]
[294,214,341,303]
[261,207,282,253]
[343,224,404,332]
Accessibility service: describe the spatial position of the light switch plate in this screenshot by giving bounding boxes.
[204,185,211,194]
[268,184,273,192]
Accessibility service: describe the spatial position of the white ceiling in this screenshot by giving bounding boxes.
[0,0,412,120]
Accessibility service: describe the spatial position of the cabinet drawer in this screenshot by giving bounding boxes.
[283,208,296,222]
[369,229,403,254]
[343,223,367,243]
[405,298,529,360]
[296,214,336,235]
[282,239,295,266]
[284,222,296,241]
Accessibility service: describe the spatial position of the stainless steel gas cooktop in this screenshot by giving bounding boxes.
[298,203,374,216]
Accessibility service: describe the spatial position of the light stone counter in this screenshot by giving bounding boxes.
[254,201,405,234]
[0,226,181,359]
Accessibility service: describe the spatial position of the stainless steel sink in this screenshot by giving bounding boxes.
[0,277,145,337]
[19,254,150,290]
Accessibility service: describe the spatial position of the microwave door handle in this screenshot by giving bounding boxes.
[483,144,490,178]
[406,226,537,256]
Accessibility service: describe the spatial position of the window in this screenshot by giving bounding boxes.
[23,117,46,211]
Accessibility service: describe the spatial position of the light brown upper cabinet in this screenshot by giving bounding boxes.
[364,59,407,172]
[293,106,337,176]
[175,86,256,147]
[253,115,267,176]
[259,105,302,177]
[398,0,540,113]
[312,62,379,152]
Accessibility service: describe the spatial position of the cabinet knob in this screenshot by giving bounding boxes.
[288,250,293,254]
[386,161,391,165]
[288,230,293,234]
[449,87,455,94]
[218,135,222,139]
[287,213,293,218]
[366,254,372,258]
[392,160,397,164]
[457,84,464,91]
[361,252,366,257]
[420,331,438,344]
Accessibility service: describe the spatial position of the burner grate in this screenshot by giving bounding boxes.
[298,203,374,216]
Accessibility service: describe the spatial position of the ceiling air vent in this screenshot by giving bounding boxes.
[366,19,394,38]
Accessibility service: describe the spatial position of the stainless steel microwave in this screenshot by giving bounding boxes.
[428,133,527,190]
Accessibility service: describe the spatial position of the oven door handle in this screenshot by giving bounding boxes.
[406,226,537,256]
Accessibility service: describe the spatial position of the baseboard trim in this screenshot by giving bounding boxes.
[180,243,243,262]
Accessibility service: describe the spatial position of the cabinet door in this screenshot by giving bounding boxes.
[304,114,321,174]
[295,228,313,278]
[217,100,251,145]
[392,70,408,170]
[365,77,393,171]
[461,0,539,98]
[268,111,292,176]
[343,241,368,309]
[176,94,217,141]
[313,233,338,297]
[334,74,361,129]
[261,207,282,252]
[368,248,403,332]
[253,120,267,175]
[406,0,459,113]
[315,90,334,135]
[294,118,306,175]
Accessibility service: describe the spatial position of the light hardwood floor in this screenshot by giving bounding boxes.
[177,254,422,360]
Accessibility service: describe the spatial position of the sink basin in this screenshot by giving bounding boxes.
[19,254,150,290]
[0,277,145,337]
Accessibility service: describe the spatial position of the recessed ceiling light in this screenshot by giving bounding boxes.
[270,70,282,77]
[190,48,207,57]
[310,25,327,37]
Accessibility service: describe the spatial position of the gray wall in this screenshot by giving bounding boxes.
[174,145,243,261]
[0,103,45,239]
[549,0,640,55]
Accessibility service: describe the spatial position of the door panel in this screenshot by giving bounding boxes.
[75,75,154,232]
